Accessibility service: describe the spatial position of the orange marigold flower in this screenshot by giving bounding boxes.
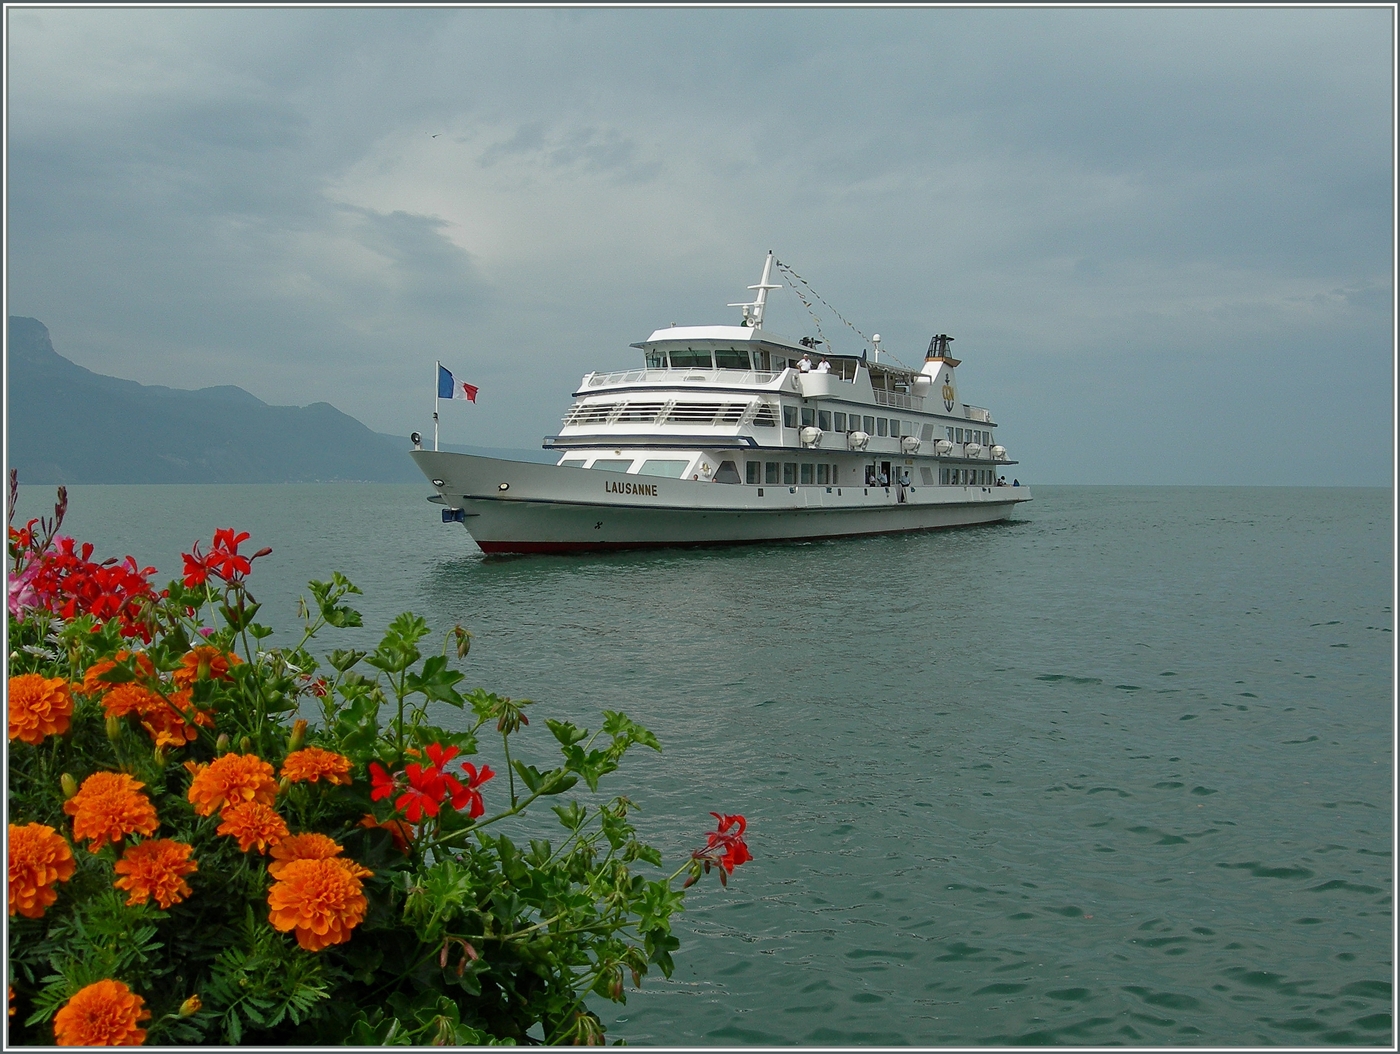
[53,978,150,1046]
[172,645,241,689]
[113,839,197,908]
[267,832,343,879]
[186,753,276,816]
[280,747,352,786]
[8,673,74,745]
[100,683,162,720]
[138,689,211,749]
[358,813,413,854]
[216,801,288,853]
[63,772,159,852]
[267,857,369,951]
[8,823,77,918]
[81,652,156,695]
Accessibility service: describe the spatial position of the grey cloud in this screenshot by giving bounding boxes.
[5,7,1392,483]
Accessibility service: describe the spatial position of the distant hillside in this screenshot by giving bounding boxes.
[6,316,422,484]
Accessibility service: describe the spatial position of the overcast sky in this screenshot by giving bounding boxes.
[5,6,1393,484]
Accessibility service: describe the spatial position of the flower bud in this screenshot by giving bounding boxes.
[153,745,167,769]
[278,776,291,795]
[106,714,123,741]
[178,994,201,1017]
[288,718,308,752]
[239,736,251,754]
[216,733,230,754]
[60,773,78,799]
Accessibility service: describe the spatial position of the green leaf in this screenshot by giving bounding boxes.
[512,760,543,793]
[404,654,465,706]
[552,801,587,831]
[327,648,365,672]
[546,718,588,747]
[603,709,662,752]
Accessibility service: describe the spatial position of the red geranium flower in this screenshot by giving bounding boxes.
[443,761,495,818]
[697,812,752,874]
[368,762,401,802]
[369,745,495,824]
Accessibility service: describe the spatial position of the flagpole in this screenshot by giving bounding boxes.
[433,361,440,451]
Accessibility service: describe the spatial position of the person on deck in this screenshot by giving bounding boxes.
[798,353,812,372]
[816,358,831,373]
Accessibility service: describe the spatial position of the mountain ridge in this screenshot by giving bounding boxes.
[6,316,423,484]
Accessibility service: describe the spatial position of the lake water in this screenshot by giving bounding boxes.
[9,482,1393,1045]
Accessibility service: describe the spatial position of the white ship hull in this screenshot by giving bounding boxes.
[412,450,1030,555]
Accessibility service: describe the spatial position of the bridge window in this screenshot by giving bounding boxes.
[818,410,832,430]
[591,459,633,472]
[669,348,713,369]
[801,407,816,427]
[876,418,888,437]
[644,350,666,368]
[834,412,846,431]
[863,415,875,433]
[714,348,751,370]
[783,406,798,428]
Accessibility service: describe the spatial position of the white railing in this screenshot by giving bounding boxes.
[873,390,924,410]
[585,368,779,388]
[963,404,991,422]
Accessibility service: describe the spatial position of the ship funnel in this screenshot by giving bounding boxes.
[927,334,954,360]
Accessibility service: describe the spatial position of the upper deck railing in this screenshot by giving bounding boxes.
[963,404,992,422]
[585,368,781,388]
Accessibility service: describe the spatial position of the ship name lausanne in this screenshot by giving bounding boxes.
[605,480,658,497]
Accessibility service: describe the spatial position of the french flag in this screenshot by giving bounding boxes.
[437,363,478,403]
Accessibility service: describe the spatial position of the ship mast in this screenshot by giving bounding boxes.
[729,251,782,328]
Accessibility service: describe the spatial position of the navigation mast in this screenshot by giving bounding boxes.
[729,251,782,328]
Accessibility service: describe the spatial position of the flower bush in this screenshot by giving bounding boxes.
[6,475,750,1045]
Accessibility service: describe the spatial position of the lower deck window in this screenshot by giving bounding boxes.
[783,463,797,485]
[746,461,761,484]
[834,412,847,431]
[817,464,829,484]
[765,462,779,484]
[561,459,586,468]
[637,459,688,477]
[800,464,814,485]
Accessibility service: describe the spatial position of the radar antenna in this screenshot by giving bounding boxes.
[728,251,782,328]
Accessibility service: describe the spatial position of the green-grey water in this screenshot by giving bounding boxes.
[9,483,1393,1045]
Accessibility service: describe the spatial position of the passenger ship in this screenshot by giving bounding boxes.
[411,254,1030,554]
